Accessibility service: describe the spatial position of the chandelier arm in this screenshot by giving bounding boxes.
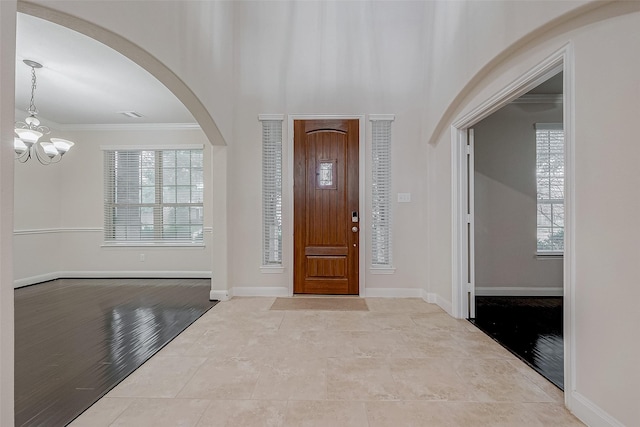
[15,150,30,163]
[36,125,50,134]
[33,144,54,165]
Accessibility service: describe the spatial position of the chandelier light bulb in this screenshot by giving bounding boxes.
[40,142,59,158]
[14,137,28,155]
[50,138,75,155]
[15,128,42,145]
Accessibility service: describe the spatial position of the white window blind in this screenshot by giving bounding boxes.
[104,149,204,244]
[261,119,283,265]
[536,123,564,253]
[371,117,393,266]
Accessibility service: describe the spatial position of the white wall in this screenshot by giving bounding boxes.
[13,142,62,283]
[0,1,16,424]
[570,9,640,425]
[229,1,429,295]
[474,101,563,294]
[422,0,596,145]
[427,3,640,426]
[13,127,214,286]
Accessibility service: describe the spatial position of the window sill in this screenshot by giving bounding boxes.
[102,242,205,248]
[261,266,284,274]
[370,267,396,275]
[536,252,563,259]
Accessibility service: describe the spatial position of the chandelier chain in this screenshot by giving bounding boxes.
[28,66,38,115]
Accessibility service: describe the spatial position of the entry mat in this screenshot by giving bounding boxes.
[270,297,369,311]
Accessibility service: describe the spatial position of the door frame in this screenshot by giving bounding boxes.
[451,44,575,401]
[287,115,366,297]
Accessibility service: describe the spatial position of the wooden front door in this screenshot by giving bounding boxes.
[294,119,359,294]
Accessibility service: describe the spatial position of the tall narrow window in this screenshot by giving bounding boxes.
[370,115,394,267]
[104,147,204,244]
[536,123,564,253]
[260,116,283,266]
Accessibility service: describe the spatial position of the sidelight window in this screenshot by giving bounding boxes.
[370,115,394,267]
[260,116,284,266]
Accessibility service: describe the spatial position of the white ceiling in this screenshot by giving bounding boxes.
[15,13,196,126]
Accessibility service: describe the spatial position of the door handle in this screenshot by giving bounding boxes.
[352,226,358,232]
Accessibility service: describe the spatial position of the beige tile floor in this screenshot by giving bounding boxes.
[70,297,584,427]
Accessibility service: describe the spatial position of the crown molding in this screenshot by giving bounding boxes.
[369,114,396,121]
[258,114,285,121]
[57,123,201,131]
[14,109,200,132]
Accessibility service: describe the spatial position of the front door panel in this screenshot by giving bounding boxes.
[294,119,359,294]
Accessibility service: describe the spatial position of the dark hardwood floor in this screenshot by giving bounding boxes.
[470,296,564,390]
[15,278,217,427]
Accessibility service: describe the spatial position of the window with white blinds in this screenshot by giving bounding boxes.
[103,148,204,244]
[371,116,394,267]
[536,123,564,253]
[261,118,283,265]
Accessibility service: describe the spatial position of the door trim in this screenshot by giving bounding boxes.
[287,115,366,297]
[451,44,575,405]
[467,128,475,319]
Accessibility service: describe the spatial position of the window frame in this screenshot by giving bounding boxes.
[535,123,564,256]
[102,145,205,247]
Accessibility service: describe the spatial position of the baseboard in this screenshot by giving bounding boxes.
[364,288,423,298]
[223,286,436,301]
[475,286,563,296]
[568,391,625,427]
[230,286,289,297]
[424,292,453,315]
[14,270,212,288]
[14,272,60,288]
[210,289,231,302]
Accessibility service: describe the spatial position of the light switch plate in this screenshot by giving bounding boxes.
[397,193,411,203]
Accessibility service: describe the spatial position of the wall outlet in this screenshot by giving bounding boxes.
[140,253,145,262]
[397,192,411,203]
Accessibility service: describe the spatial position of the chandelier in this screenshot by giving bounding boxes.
[14,59,75,164]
